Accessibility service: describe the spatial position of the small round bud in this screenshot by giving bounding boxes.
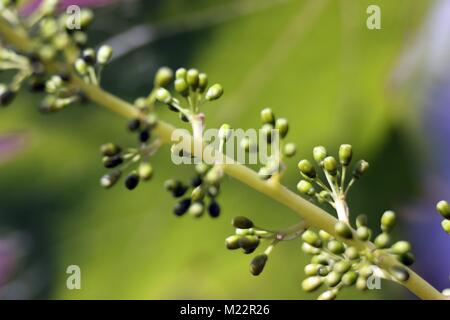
[319,230,332,241]
[103,155,123,168]
[301,276,323,292]
[261,124,274,144]
[381,210,396,233]
[353,160,369,179]
[75,58,88,75]
[333,261,351,274]
[100,170,121,188]
[298,159,316,179]
[225,235,241,250]
[325,271,341,287]
[436,200,450,219]
[188,202,204,218]
[191,186,205,202]
[302,230,321,248]
[174,78,189,96]
[441,220,450,234]
[397,252,415,266]
[208,200,221,218]
[391,241,411,255]
[198,73,208,92]
[313,146,327,163]
[323,156,338,176]
[138,162,153,181]
[356,214,368,228]
[127,118,141,132]
[154,66,173,87]
[301,242,321,255]
[191,176,203,188]
[317,290,337,300]
[124,172,140,190]
[297,180,315,196]
[238,235,260,251]
[175,68,187,79]
[283,143,297,158]
[311,254,329,265]
[186,68,199,88]
[250,254,268,276]
[338,144,353,166]
[155,87,172,104]
[318,266,331,277]
[275,118,289,138]
[442,288,450,297]
[334,222,353,239]
[345,246,359,260]
[356,276,368,291]
[327,240,345,255]
[374,232,390,249]
[205,84,224,101]
[390,265,410,282]
[97,45,113,65]
[195,163,209,176]
[232,216,254,229]
[356,226,371,241]
[304,264,321,276]
[341,271,358,286]
[260,108,275,125]
[81,48,96,64]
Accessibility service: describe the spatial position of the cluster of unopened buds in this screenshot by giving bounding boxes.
[437,200,450,235]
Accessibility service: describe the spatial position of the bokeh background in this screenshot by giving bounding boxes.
[1,0,449,299]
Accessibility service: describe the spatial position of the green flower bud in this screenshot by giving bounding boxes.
[353,160,369,179]
[301,242,321,255]
[124,171,140,190]
[232,216,254,229]
[333,260,351,274]
[441,220,450,234]
[97,45,113,65]
[155,87,172,104]
[205,84,224,101]
[356,226,371,241]
[317,290,337,300]
[359,266,373,278]
[275,118,289,138]
[323,156,338,176]
[338,144,353,166]
[390,265,410,282]
[391,241,411,255]
[81,48,96,64]
[219,123,232,141]
[318,266,331,276]
[191,186,205,202]
[198,73,208,92]
[381,210,396,233]
[250,254,268,276]
[436,200,450,219]
[283,143,297,158]
[311,254,329,265]
[341,271,358,286]
[442,288,450,297]
[100,143,121,156]
[313,146,327,163]
[195,163,209,176]
[186,68,199,88]
[302,230,322,248]
[327,240,345,255]
[80,9,94,28]
[235,228,254,236]
[334,222,353,239]
[319,230,332,241]
[345,247,359,260]
[260,108,275,125]
[356,276,368,291]
[304,264,321,276]
[137,162,153,181]
[374,232,390,249]
[325,271,342,287]
[174,78,189,96]
[154,66,173,87]
[100,170,121,188]
[261,124,274,144]
[298,159,316,179]
[205,169,222,185]
[0,85,15,107]
[356,214,368,228]
[175,68,187,79]
[225,235,241,250]
[301,276,323,292]
[238,235,260,251]
[188,202,204,217]
[297,180,315,196]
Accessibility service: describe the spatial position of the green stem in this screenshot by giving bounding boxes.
[0,16,444,300]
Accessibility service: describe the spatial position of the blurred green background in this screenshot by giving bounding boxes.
[0,0,436,299]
